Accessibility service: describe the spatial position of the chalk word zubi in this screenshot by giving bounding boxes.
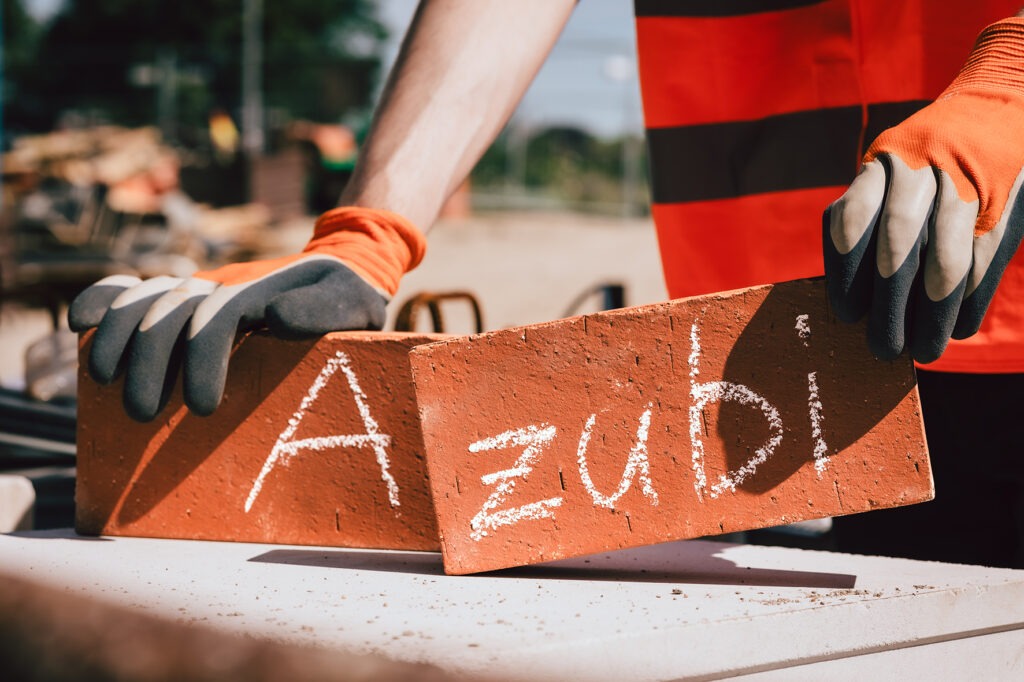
[469,315,829,541]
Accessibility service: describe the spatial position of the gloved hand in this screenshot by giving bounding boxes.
[824,17,1024,362]
[69,207,426,421]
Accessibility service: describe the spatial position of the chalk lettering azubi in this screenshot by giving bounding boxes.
[465,313,832,540]
[469,408,660,542]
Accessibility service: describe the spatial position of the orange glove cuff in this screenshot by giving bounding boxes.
[192,207,425,295]
[864,17,1024,236]
[947,17,1024,95]
[304,206,427,296]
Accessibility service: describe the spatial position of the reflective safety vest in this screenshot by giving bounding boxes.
[635,0,1024,372]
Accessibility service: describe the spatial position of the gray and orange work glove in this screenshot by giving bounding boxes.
[69,207,425,421]
[825,17,1024,362]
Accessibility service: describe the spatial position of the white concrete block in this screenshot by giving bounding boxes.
[0,530,1022,681]
[737,627,1024,680]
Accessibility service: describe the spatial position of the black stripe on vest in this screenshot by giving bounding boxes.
[634,0,828,18]
[646,101,928,204]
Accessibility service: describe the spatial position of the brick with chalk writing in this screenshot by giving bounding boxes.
[76,331,445,551]
[409,279,933,575]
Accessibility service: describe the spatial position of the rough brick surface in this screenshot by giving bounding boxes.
[76,331,445,551]
[409,279,933,574]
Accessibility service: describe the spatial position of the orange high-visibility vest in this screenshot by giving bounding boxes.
[635,0,1024,372]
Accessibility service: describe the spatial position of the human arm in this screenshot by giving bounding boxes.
[69,0,577,420]
[824,12,1024,362]
[341,0,577,229]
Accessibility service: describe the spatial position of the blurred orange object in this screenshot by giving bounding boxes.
[209,109,240,160]
[107,153,180,214]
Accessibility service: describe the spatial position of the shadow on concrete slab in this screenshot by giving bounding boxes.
[249,540,857,589]
[7,528,113,541]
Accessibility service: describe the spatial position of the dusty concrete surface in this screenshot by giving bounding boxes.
[0,563,455,682]
[391,211,668,332]
[2,530,1023,681]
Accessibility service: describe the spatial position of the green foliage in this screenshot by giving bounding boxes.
[3,0,41,70]
[10,0,387,135]
[473,126,650,214]
[3,0,47,136]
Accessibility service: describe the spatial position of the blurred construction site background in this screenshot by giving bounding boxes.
[0,0,671,530]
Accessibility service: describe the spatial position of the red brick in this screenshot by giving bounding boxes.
[409,279,933,574]
[76,331,445,551]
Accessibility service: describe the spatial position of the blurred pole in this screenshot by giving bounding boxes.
[156,49,178,142]
[241,0,264,155]
[623,132,640,219]
[1,0,5,208]
[604,54,636,219]
[505,120,529,199]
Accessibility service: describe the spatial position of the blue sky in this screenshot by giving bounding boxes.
[377,1,644,138]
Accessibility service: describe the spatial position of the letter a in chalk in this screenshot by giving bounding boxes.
[688,321,784,499]
[244,351,398,513]
[469,424,562,541]
[577,406,659,509]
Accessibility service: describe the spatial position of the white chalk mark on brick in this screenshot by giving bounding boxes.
[795,315,830,474]
[795,314,811,347]
[688,322,709,498]
[807,371,830,474]
[469,424,561,541]
[689,321,784,499]
[576,405,659,509]
[245,351,398,513]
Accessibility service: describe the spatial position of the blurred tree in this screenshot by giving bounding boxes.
[17,0,387,138]
[3,0,47,141]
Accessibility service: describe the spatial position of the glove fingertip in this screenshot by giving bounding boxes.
[87,354,116,386]
[87,337,126,385]
[183,344,230,418]
[123,392,161,423]
[184,394,220,418]
[68,276,143,331]
[182,362,226,416]
[866,329,904,362]
[823,208,873,324]
[951,311,985,340]
[183,361,223,416]
[866,281,913,363]
[68,292,119,331]
[908,334,948,364]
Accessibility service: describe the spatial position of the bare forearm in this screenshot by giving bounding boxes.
[340,0,576,230]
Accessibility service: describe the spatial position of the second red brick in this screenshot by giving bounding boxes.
[409,279,934,575]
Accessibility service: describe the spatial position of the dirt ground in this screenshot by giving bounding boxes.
[394,210,668,332]
[0,210,668,390]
